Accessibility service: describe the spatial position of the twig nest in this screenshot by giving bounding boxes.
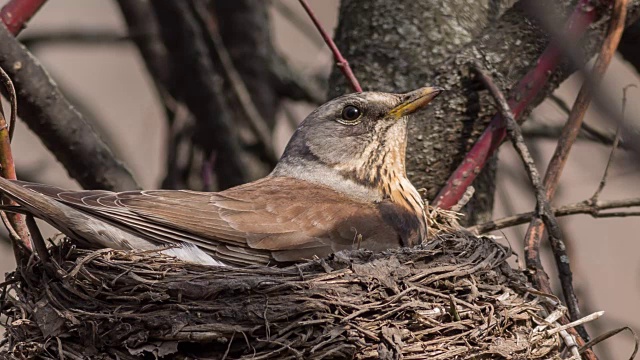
[1,232,563,359]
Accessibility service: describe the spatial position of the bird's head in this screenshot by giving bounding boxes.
[273,87,443,198]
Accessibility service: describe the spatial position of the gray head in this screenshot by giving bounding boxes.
[272,87,442,198]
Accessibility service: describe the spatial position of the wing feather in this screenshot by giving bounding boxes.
[8,177,403,265]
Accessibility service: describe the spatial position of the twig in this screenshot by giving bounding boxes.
[433,0,600,209]
[0,65,16,141]
[271,0,325,48]
[548,94,622,147]
[0,24,140,191]
[524,0,627,329]
[20,30,128,48]
[0,65,30,247]
[151,1,249,189]
[579,326,639,359]
[469,197,640,233]
[269,54,326,104]
[591,84,636,202]
[193,1,278,165]
[0,0,47,35]
[473,64,587,341]
[297,0,362,92]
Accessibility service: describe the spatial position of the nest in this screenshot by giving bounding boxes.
[0,228,575,360]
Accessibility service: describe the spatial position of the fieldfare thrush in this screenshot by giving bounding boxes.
[0,87,442,266]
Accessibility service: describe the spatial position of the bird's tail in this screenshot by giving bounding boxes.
[0,177,137,250]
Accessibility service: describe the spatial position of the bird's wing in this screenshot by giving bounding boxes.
[11,177,400,265]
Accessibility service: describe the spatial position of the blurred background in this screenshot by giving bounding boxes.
[0,1,638,358]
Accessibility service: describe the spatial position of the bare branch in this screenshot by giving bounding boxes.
[433,0,601,210]
[0,0,47,35]
[297,0,362,92]
[0,24,140,191]
[473,64,588,342]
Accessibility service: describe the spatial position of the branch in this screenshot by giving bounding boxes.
[524,0,626,308]
[271,0,325,48]
[269,54,325,104]
[194,1,277,165]
[0,24,140,191]
[0,0,47,36]
[151,1,250,189]
[297,0,362,92]
[521,121,623,148]
[0,66,30,248]
[19,30,128,48]
[547,94,625,147]
[473,64,588,343]
[469,197,640,234]
[433,0,600,209]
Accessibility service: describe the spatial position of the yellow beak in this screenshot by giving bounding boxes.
[388,86,444,119]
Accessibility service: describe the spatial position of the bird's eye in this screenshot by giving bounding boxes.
[341,105,361,121]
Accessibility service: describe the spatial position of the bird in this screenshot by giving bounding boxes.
[0,87,442,267]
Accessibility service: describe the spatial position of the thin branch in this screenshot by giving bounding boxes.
[524,0,627,319]
[0,0,47,36]
[0,24,140,191]
[548,94,621,147]
[473,64,588,342]
[469,197,640,234]
[297,0,362,92]
[269,54,326,104]
[0,65,31,247]
[193,1,278,165]
[0,63,17,141]
[271,0,325,48]
[433,0,600,209]
[591,84,636,201]
[20,30,128,48]
[521,121,628,149]
[151,1,250,189]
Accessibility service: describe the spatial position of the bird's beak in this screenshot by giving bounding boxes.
[388,86,444,119]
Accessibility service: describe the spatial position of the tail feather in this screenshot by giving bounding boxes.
[0,177,146,250]
[0,177,226,266]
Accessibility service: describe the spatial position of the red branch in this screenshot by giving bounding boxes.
[433,0,598,209]
[297,0,362,92]
[0,0,47,35]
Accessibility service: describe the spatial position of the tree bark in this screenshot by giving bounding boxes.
[330,0,640,224]
[329,0,515,224]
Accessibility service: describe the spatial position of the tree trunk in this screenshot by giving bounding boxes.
[330,0,640,224]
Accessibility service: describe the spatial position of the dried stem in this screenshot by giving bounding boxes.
[0,0,47,35]
[297,0,362,92]
[433,0,599,209]
[473,64,588,343]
